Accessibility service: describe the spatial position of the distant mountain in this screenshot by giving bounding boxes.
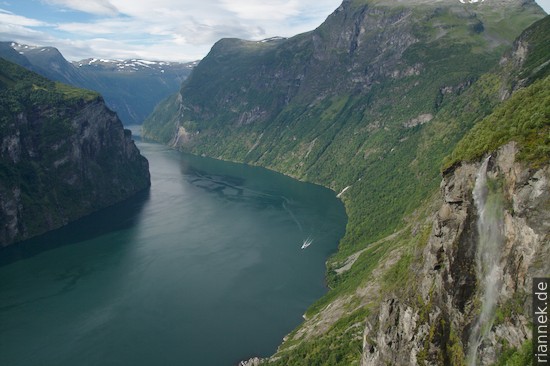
[144,0,548,364]
[0,58,150,247]
[0,42,33,68]
[74,57,197,73]
[10,43,90,86]
[0,42,197,125]
[72,56,198,125]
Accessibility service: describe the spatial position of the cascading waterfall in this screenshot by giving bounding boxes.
[466,157,506,366]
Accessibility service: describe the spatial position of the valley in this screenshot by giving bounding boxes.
[1,0,549,364]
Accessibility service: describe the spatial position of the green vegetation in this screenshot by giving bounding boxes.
[54,82,99,101]
[514,16,550,82]
[492,339,533,366]
[0,58,99,112]
[444,76,550,169]
[142,93,182,142]
[269,307,368,366]
[447,327,466,366]
[493,292,528,326]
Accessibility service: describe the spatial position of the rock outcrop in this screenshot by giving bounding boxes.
[0,59,150,247]
[362,142,549,365]
[238,357,262,366]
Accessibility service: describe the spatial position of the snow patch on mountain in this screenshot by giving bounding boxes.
[72,57,198,73]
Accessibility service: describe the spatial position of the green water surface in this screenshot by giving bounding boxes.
[0,133,346,366]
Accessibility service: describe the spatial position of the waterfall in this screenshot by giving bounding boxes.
[467,157,505,366]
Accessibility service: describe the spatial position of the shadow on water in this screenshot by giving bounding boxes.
[183,164,292,212]
[179,152,300,204]
[0,188,151,267]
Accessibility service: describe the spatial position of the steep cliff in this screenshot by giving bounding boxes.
[0,59,150,247]
[362,140,549,365]
[247,51,548,366]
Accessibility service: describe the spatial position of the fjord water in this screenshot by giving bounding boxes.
[0,132,346,366]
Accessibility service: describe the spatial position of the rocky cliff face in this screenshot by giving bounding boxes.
[362,142,549,365]
[0,59,150,247]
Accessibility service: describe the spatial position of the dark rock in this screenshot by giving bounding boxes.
[0,59,150,247]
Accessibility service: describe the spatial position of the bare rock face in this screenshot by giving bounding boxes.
[361,142,549,365]
[0,96,150,247]
[237,357,262,366]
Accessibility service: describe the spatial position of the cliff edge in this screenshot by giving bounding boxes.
[0,59,150,247]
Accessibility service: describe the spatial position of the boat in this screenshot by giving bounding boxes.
[301,237,313,249]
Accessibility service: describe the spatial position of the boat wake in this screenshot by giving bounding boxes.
[282,198,304,233]
[301,237,313,249]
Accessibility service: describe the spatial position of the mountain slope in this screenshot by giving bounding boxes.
[267,16,550,365]
[0,59,150,247]
[143,0,548,363]
[9,44,90,86]
[71,57,196,125]
[0,42,196,125]
[144,0,544,256]
[358,76,549,366]
[0,42,33,68]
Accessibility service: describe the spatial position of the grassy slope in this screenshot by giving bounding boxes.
[445,75,549,169]
[0,58,99,100]
[444,16,550,169]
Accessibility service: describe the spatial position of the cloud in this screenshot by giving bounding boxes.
[43,0,119,16]
[57,18,138,35]
[1,0,343,61]
[0,13,59,50]
[2,0,549,65]
[0,8,49,27]
[0,23,47,43]
[218,0,302,21]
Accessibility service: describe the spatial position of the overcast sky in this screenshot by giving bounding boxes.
[0,0,548,62]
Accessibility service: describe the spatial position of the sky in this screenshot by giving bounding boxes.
[0,0,548,63]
